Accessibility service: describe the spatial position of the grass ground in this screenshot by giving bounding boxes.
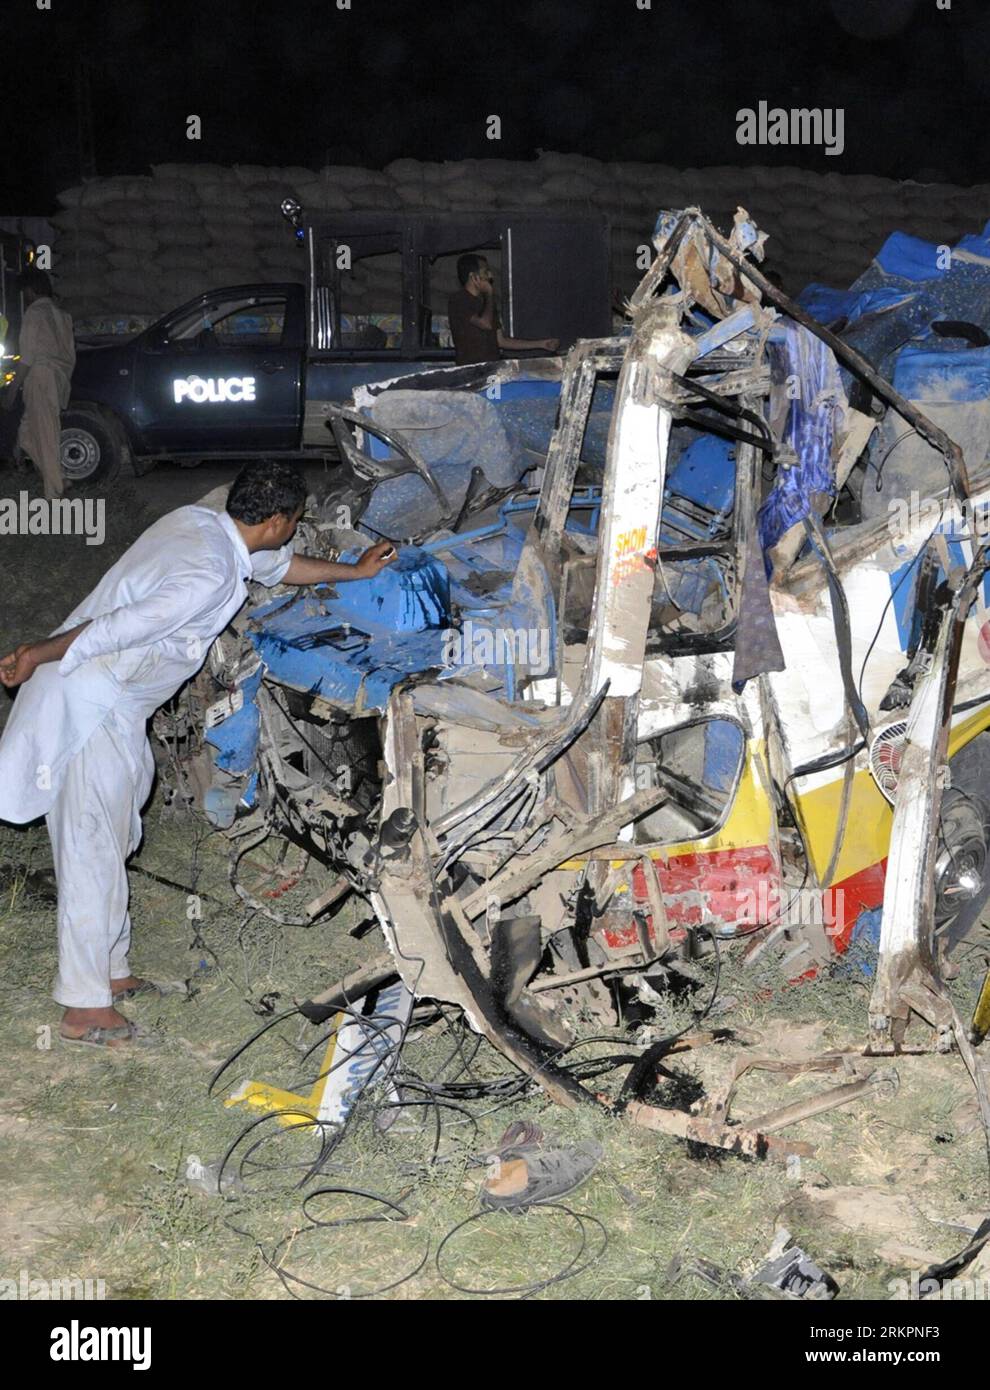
[1,792,989,1301]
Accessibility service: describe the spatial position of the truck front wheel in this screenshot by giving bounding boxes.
[59,407,125,487]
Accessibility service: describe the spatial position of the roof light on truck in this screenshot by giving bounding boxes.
[280,198,306,242]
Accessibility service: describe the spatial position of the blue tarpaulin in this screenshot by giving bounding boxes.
[798,220,990,391]
[797,283,915,326]
[874,230,954,283]
[893,344,990,402]
[849,222,990,346]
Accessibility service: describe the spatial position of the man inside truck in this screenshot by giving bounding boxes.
[448,253,559,366]
[0,460,396,1050]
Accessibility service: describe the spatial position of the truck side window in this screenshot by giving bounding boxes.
[337,251,401,350]
[211,300,287,347]
[159,295,288,349]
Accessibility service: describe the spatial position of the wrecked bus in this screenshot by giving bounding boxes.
[154,205,990,1113]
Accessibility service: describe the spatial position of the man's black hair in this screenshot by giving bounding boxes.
[456,252,488,286]
[226,460,307,525]
[18,267,54,298]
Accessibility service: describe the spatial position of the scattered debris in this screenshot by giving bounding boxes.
[750,1227,839,1300]
[627,1048,897,1162]
[184,1155,244,1198]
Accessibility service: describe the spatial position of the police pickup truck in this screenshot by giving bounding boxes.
[61,210,611,486]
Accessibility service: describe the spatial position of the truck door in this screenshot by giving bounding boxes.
[133,287,304,453]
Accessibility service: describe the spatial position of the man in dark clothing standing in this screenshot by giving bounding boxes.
[447,254,559,366]
[11,268,75,499]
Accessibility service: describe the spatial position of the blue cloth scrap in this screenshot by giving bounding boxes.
[834,907,883,978]
[758,322,846,560]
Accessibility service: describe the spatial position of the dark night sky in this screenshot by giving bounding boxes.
[2,0,988,212]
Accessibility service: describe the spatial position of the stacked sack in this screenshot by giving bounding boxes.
[52,152,990,327]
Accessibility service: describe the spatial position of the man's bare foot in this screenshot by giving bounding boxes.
[61,1004,131,1038]
[110,975,144,997]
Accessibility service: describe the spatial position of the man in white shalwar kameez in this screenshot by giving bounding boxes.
[0,460,395,1047]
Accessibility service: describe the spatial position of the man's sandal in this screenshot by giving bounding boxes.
[59,1021,146,1050]
[110,978,165,1003]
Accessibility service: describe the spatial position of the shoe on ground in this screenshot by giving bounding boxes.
[480,1138,604,1211]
